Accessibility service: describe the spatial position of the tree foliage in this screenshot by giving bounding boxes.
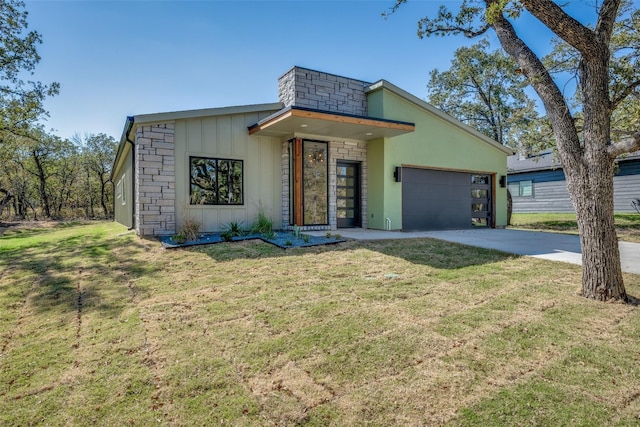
[0,0,59,141]
[427,38,546,148]
[0,132,117,220]
[0,1,116,221]
[544,2,640,141]
[389,0,640,302]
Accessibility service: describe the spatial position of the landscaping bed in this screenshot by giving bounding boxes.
[159,231,346,249]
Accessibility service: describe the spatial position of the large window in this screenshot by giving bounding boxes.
[303,141,328,225]
[190,157,243,205]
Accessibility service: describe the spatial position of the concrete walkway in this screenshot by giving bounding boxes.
[310,228,640,274]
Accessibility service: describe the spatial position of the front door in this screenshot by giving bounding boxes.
[336,162,360,228]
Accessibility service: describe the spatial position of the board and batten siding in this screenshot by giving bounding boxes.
[509,158,640,213]
[113,143,133,229]
[174,110,282,233]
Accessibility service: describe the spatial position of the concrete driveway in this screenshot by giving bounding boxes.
[316,228,640,274]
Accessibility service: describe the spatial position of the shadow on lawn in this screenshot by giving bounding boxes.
[1,231,159,317]
[193,235,516,270]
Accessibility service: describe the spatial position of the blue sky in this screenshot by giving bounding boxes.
[24,0,599,141]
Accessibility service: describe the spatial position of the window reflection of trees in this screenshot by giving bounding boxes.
[190,157,243,205]
[303,142,328,225]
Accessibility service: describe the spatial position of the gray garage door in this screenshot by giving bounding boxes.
[402,168,491,231]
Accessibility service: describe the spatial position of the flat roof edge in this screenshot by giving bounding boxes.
[249,105,415,130]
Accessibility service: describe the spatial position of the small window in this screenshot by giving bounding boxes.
[190,157,243,205]
[471,175,490,185]
[508,180,533,197]
[120,174,126,205]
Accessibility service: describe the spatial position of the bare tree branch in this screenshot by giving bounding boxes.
[520,0,599,57]
[488,1,582,168]
[607,131,640,157]
[611,80,640,110]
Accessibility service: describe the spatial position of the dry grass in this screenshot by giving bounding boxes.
[1,221,639,426]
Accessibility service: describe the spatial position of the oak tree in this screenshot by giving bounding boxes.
[0,0,59,141]
[427,38,545,149]
[389,0,640,302]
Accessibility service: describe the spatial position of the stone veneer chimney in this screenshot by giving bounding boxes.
[278,66,371,116]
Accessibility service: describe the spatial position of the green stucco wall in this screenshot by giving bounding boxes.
[367,87,510,230]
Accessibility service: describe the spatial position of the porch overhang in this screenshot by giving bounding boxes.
[248,106,415,141]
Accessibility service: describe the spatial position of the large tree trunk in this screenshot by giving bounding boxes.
[567,161,626,300]
[32,150,51,218]
[490,0,633,302]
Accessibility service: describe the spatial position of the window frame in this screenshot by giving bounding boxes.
[302,140,329,226]
[119,175,126,205]
[508,180,534,198]
[189,156,244,206]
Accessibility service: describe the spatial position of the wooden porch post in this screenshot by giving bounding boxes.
[293,138,303,226]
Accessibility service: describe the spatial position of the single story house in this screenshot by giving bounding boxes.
[112,66,513,236]
[508,150,640,213]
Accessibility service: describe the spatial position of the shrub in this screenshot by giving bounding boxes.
[181,216,200,241]
[172,233,186,244]
[251,210,273,236]
[223,220,245,237]
[303,234,310,243]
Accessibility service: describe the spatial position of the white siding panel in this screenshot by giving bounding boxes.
[186,119,202,153]
[174,108,281,233]
[202,117,217,153]
[216,116,232,157]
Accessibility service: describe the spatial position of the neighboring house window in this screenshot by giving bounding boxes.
[190,157,243,205]
[508,180,533,197]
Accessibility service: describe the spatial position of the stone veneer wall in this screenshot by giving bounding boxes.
[135,123,176,236]
[278,67,370,116]
[281,140,367,231]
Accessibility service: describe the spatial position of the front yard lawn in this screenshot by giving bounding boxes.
[1,221,639,426]
[511,212,640,243]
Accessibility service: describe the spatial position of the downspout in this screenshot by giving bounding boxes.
[124,116,136,230]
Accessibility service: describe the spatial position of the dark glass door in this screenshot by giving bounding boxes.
[471,174,491,227]
[336,162,360,228]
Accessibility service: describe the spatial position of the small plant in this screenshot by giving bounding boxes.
[325,232,332,238]
[334,233,342,240]
[284,239,293,246]
[223,220,245,237]
[293,225,301,239]
[172,233,186,244]
[251,209,273,236]
[302,234,310,243]
[220,231,233,242]
[181,215,200,241]
[261,230,276,240]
